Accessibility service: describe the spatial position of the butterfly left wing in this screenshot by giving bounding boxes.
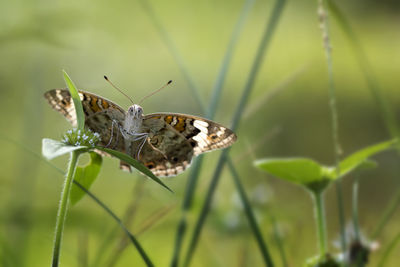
[133,113,236,177]
[44,89,126,150]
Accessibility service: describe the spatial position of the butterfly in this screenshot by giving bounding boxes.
[44,86,237,177]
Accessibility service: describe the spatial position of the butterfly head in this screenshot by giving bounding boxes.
[127,104,143,119]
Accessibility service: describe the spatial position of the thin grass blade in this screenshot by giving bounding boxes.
[170,0,256,265]
[227,159,274,266]
[326,0,400,145]
[63,70,85,130]
[95,146,172,193]
[183,1,287,265]
[139,0,205,111]
[1,135,154,267]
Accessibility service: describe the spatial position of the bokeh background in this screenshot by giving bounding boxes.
[1,0,400,266]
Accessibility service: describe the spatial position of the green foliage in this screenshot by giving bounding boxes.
[42,137,171,192]
[70,152,102,206]
[339,139,397,178]
[63,70,85,130]
[42,138,85,160]
[255,139,396,193]
[95,146,172,193]
[305,254,340,267]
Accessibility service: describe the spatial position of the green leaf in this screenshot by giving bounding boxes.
[63,70,85,130]
[339,139,397,178]
[42,138,85,160]
[70,152,103,206]
[255,158,331,184]
[254,158,334,193]
[95,146,173,193]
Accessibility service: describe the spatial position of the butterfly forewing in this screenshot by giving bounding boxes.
[44,89,126,150]
[144,113,237,155]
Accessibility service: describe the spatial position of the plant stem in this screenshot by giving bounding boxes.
[52,151,80,267]
[318,0,346,252]
[313,192,327,257]
[2,134,154,267]
[352,177,360,241]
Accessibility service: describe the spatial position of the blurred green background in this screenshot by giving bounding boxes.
[1,0,400,266]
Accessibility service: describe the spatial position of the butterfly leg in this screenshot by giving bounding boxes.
[135,133,149,160]
[105,120,119,148]
[120,128,149,160]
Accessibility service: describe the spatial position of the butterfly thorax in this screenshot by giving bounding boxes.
[122,104,144,139]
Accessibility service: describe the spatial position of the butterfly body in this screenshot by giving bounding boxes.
[44,89,236,177]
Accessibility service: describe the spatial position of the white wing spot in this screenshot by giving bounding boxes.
[193,120,208,134]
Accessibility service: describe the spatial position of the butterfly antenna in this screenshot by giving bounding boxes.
[139,80,172,105]
[104,75,134,104]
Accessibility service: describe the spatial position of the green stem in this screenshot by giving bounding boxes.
[352,177,360,241]
[318,0,346,252]
[313,192,327,257]
[52,151,80,267]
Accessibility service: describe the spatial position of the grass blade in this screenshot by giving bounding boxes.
[183,1,287,265]
[326,0,400,143]
[139,0,205,111]
[170,0,256,265]
[95,146,172,193]
[227,159,274,266]
[0,135,154,267]
[268,214,288,267]
[326,0,400,249]
[207,0,257,118]
[377,232,400,267]
[63,70,85,130]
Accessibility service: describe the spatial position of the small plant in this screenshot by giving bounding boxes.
[42,71,170,267]
[254,139,397,266]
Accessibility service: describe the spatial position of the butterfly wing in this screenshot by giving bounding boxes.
[134,113,237,177]
[44,89,126,150]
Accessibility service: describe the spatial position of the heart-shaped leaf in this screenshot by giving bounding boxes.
[42,138,85,160]
[70,152,103,206]
[95,146,173,193]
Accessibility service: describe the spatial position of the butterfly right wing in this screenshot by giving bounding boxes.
[44,89,126,150]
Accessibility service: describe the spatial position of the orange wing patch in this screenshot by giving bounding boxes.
[90,97,101,112]
[174,117,186,132]
[102,99,109,109]
[164,115,173,124]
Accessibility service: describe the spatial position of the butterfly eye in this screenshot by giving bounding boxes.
[128,107,134,114]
